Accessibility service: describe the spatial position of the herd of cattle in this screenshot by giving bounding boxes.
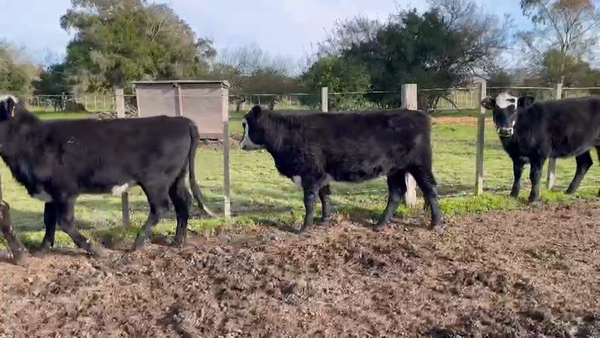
[0,92,599,262]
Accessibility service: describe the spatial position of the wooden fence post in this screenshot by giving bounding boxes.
[401,84,418,207]
[115,88,130,228]
[546,83,562,190]
[321,87,328,112]
[475,80,487,195]
[222,85,231,219]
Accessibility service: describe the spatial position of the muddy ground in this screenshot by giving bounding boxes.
[0,202,599,337]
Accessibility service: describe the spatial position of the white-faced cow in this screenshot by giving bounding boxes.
[481,92,600,202]
[239,105,442,233]
[0,95,216,257]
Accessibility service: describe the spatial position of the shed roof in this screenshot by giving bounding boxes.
[131,80,230,88]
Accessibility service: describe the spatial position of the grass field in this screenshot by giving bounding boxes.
[1,108,599,250]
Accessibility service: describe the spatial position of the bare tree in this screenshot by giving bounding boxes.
[315,14,383,57]
[517,0,600,84]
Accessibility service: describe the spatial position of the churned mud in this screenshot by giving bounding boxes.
[0,202,599,337]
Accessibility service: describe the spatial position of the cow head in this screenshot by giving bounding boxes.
[240,105,266,151]
[480,92,535,137]
[0,95,19,122]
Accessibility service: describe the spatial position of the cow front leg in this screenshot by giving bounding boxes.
[374,171,407,232]
[41,202,58,250]
[510,158,525,198]
[528,157,545,203]
[318,185,332,226]
[298,183,319,234]
[56,198,103,258]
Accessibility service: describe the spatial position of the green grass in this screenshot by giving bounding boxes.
[1,109,599,251]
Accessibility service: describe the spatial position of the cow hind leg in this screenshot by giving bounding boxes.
[169,175,192,247]
[318,184,332,226]
[132,184,170,251]
[565,151,593,195]
[374,170,408,232]
[41,202,58,250]
[409,166,442,233]
[596,146,600,197]
[56,198,103,258]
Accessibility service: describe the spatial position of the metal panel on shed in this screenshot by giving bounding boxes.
[180,83,228,139]
[134,84,177,118]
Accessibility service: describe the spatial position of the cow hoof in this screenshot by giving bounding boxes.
[12,250,28,266]
[88,247,104,259]
[172,239,185,248]
[432,224,445,234]
[373,224,385,232]
[318,219,332,227]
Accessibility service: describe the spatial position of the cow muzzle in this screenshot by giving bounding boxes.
[497,127,514,137]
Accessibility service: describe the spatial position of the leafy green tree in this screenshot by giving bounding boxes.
[300,56,371,109]
[60,0,216,92]
[301,0,511,110]
[33,63,70,96]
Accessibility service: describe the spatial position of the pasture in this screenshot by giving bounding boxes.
[0,109,599,336]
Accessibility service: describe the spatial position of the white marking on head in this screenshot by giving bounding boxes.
[0,95,19,104]
[111,183,130,196]
[495,92,518,109]
[239,118,263,150]
[33,191,52,202]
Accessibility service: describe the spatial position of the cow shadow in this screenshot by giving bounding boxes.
[9,207,96,232]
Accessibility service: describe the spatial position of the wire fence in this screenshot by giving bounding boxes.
[12,85,600,220]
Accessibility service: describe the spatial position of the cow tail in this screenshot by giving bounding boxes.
[188,122,217,218]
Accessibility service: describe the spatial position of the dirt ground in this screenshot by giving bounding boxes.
[0,202,599,338]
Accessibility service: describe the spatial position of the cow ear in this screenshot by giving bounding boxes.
[518,95,535,108]
[0,95,18,121]
[250,104,262,118]
[480,97,495,110]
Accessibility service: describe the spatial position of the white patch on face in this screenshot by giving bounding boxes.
[0,94,19,104]
[111,183,130,196]
[33,191,52,202]
[239,118,263,150]
[495,92,518,109]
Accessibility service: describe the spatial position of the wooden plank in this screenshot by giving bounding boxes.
[115,88,130,228]
[475,80,487,195]
[401,84,418,207]
[546,83,562,190]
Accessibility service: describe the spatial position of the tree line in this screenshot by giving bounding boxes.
[1,0,599,111]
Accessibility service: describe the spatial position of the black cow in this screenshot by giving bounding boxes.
[0,95,216,257]
[239,105,442,233]
[481,92,600,202]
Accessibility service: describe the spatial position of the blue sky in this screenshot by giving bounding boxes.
[0,0,531,67]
